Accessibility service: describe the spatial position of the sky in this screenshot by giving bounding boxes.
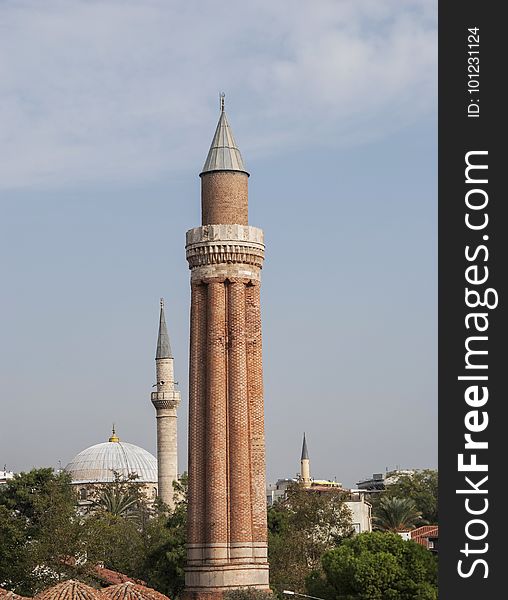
[0,0,437,488]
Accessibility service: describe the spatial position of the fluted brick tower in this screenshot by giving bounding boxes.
[183,98,269,600]
[151,298,181,509]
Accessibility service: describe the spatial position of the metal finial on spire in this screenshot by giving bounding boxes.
[109,424,120,443]
[160,297,164,309]
[220,92,225,112]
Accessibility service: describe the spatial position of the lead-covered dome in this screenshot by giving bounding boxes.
[65,430,157,484]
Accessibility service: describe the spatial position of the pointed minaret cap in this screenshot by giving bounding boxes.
[156,298,173,359]
[200,93,249,177]
[301,432,309,460]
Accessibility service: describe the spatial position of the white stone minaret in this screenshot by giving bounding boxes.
[151,298,180,509]
[300,433,311,488]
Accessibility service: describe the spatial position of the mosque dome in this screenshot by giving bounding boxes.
[65,429,158,484]
[36,580,102,600]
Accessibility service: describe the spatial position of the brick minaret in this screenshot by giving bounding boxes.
[151,298,181,509]
[184,98,269,600]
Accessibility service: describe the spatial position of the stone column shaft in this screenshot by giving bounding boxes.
[301,458,311,487]
[152,355,180,509]
[156,408,178,505]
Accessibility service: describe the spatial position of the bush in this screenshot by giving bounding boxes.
[224,588,273,600]
[306,532,438,600]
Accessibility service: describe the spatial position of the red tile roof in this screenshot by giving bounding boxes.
[410,525,439,548]
[101,583,170,600]
[35,580,103,600]
[0,589,31,600]
[92,566,145,586]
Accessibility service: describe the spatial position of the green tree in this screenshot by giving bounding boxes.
[0,468,63,537]
[268,484,353,596]
[0,467,192,596]
[372,497,422,532]
[383,470,438,524]
[0,468,87,595]
[81,472,155,576]
[142,474,188,599]
[306,531,438,600]
[224,589,273,600]
[82,510,145,575]
[0,505,31,590]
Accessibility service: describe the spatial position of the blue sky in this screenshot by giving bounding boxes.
[0,0,436,487]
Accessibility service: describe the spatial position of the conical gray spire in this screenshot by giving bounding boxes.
[201,97,248,176]
[301,433,309,460]
[156,298,173,359]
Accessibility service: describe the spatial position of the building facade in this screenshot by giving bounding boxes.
[0,469,14,486]
[356,469,417,495]
[183,100,269,599]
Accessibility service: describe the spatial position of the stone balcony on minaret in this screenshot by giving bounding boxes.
[186,224,264,283]
[151,391,180,410]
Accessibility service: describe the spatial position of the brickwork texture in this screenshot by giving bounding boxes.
[184,142,269,600]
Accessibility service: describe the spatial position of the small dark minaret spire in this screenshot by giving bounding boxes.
[300,432,311,487]
[220,91,225,112]
[156,298,172,359]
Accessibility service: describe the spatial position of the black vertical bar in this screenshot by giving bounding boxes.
[439,2,505,597]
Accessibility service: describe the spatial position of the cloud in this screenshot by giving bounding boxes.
[0,0,436,189]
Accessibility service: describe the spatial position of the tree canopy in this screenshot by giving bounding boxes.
[1,468,437,600]
[383,470,438,524]
[0,468,187,597]
[0,469,85,594]
[268,484,353,596]
[307,531,438,600]
[372,497,422,532]
[141,474,188,598]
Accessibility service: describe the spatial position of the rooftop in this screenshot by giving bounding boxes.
[201,98,248,176]
[65,432,157,484]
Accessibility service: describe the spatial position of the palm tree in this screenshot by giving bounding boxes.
[90,472,146,521]
[373,496,422,532]
[94,485,139,519]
